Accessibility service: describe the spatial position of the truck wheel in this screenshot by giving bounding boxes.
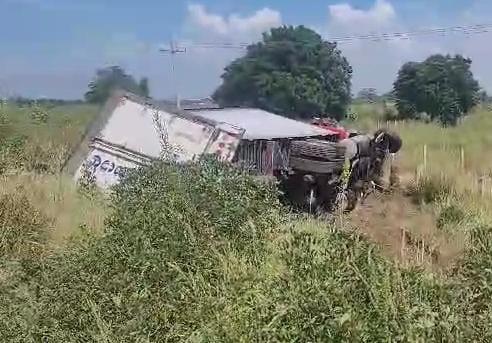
[290,156,344,174]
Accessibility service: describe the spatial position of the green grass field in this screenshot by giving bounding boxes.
[1,101,492,341]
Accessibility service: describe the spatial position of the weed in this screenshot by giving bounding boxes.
[77,162,97,198]
[0,190,49,260]
[437,203,465,230]
[30,102,49,124]
[407,175,454,204]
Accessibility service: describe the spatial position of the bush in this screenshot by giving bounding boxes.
[0,159,283,341]
[109,158,282,257]
[30,103,49,124]
[452,224,492,341]
[383,105,399,121]
[437,203,465,230]
[2,159,492,341]
[407,175,454,204]
[258,229,461,341]
[0,191,49,260]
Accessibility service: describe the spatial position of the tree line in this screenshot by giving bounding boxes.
[213,25,485,126]
[36,25,484,127]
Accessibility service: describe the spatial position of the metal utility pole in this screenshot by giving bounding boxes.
[159,40,186,109]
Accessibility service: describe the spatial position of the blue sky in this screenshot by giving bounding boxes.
[1,0,491,99]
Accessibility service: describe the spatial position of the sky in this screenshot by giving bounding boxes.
[1,0,492,99]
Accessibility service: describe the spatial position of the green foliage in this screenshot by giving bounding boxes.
[383,103,399,121]
[253,227,463,341]
[407,175,454,204]
[0,134,27,174]
[29,101,49,123]
[0,99,7,124]
[214,25,352,121]
[0,191,49,260]
[452,224,492,341]
[1,158,492,340]
[77,162,97,198]
[393,54,480,125]
[357,87,379,103]
[85,66,150,104]
[0,160,282,341]
[437,203,465,230]
[0,103,98,174]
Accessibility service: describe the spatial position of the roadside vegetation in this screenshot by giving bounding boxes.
[0,99,492,341]
[1,28,492,338]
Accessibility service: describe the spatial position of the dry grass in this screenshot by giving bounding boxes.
[345,192,468,271]
[0,173,106,247]
[0,102,104,247]
[343,103,492,270]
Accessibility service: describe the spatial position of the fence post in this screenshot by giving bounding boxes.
[400,227,406,260]
[423,144,427,170]
[479,176,487,198]
[460,146,465,170]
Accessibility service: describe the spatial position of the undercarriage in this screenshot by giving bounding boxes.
[279,129,402,213]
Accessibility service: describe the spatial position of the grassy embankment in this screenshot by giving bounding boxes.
[0,103,105,246]
[0,101,491,341]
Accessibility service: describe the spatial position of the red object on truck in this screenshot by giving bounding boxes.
[311,118,349,141]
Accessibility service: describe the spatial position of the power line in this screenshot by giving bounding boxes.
[175,22,492,50]
[329,23,492,43]
[156,22,492,100]
[159,40,186,108]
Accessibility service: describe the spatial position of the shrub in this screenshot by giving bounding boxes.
[0,191,49,260]
[2,159,492,341]
[109,158,282,257]
[0,159,283,341]
[452,224,492,341]
[30,102,49,123]
[437,203,465,230]
[21,141,69,173]
[383,105,399,121]
[238,227,464,342]
[76,162,97,197]
[407,175,454,204]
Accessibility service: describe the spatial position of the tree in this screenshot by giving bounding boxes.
[478,90,489,103]
[393,54,480,125]
[139,77,150,98]
[85,66,150,104]
[357,88,379,103]
[213,25,353,121]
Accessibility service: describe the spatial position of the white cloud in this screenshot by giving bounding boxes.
[165,3,282,99]
[329,0,395,30]
[99,1,492,100]
[322,0,492,94]
[186,3,281,39]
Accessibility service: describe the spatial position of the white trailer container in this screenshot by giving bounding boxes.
[65,91,244,188]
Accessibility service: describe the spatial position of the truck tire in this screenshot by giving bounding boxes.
[290,156,344,174]
[290,139,345,161]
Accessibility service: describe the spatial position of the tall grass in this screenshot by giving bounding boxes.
[1,101,492,341]
[0,102,98,174]
[0,174,106,245]
[0,161,491,341]
[348,103,492,216]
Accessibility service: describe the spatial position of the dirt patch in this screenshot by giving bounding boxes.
[345,191,465,270]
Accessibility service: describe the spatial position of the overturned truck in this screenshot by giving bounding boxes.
[191,104,402,212]
[67,91,402,213]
